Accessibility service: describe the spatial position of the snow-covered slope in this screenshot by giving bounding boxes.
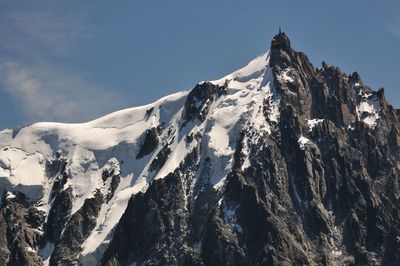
[0,50,279,263]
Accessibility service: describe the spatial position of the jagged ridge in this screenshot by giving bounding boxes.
[0,31,399,265]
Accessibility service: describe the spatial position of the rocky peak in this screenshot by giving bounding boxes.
[271,29,291,50]
[1,32,400,266]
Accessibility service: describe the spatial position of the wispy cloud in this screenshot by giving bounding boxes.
[0,60,121,123]
[0,2,124,125]
[386,20,400,39]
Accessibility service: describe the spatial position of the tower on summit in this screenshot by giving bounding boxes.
[271,28,291,49]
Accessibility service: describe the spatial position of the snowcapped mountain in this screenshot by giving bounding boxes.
[1,32,400,266]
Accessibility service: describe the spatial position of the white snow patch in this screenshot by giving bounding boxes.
[307,119,324,131]
[207,122,234,157]
[298,135,310,150]
[357,88,372,98]
[277,68,294,83]
[213,176,226,190]
[331,249,343,257]
[154,131,187,180]
[0,147,45,200]
[356,97,381,128]
[241,135,251,171]
[25,246,36,253]
[5,191,16,199]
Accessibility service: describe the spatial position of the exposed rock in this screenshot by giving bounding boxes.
[102,146,201,265]
[101,172,188,265]
[149,145,172,172]
[50,190,104,265]
[47,156,68,201]
[0,192,45,266]
[136,127,160,159]
[44,186,73,243]
[182,81,226,125]
[102,163,121,202]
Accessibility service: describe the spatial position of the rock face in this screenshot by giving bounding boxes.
[50,190,104,265]
[136,127,161,159]
[0,32,399,265]
[182,81,226,124]
[0,192,45,266]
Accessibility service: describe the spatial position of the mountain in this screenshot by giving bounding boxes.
[0,31,400,266]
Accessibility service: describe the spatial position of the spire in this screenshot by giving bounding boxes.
[271,29,291,50]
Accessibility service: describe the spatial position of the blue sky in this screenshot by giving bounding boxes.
[0,1,399,129]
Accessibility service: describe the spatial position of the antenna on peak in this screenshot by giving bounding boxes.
[279,26,282,34]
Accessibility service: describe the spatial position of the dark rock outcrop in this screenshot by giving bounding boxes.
[47,156,68,201]
[269,31,400,265]
[102,146,202,266]
[44,186,73,243]
[102,164,121,202]
[149,145,172,172]
[136,127,160,159]
[0,192,45,266]
[50,190,104,265]
[182,82,226,125]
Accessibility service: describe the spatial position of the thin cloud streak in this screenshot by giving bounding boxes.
[0,2,124,126]
[0,60,123,123]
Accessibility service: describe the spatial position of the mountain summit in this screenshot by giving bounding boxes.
[271,29,291,49]
[0,32,399,265]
